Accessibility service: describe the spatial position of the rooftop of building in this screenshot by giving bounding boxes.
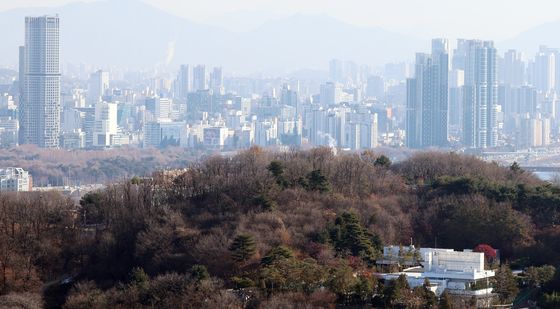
[0,167,29,177]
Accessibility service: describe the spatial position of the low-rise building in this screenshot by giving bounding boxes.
[0,117,19,147]
[0,167,32,192]
[203,126,229,150]
[60,130,86,149]
[379,245,496,306]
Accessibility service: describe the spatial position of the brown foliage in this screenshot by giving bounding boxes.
[0,192,79,294]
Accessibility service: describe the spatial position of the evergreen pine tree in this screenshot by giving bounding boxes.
[261,246,293,265]
[494,264,519,304]
[267,161,288,188]
[386,274,411,307]
[328,212,381,265]
[306,169,331,192]
[229,234,257,263]
[374,155,392,168]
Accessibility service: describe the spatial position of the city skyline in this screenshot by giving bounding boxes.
[2,9,560,154]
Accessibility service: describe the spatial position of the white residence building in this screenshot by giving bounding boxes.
[93,101,118,147]
[0,167,32,192]
[380,246,495,300]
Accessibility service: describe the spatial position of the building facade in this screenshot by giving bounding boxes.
[88,70,109,105]
[193,65,207,91]
[0,167,32,192]
[93,102,117,147]
[19,16,61,148]
[406,39,449,148]
[380,245,496,306]
[463,40,498,149]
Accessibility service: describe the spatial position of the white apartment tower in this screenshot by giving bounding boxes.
[93,102,118,147]
[19,16,61,148]
[88,70,109,104]
[463,40,498,149]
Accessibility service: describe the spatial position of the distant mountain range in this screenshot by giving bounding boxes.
[0,0,424,74]
[499,20,560,54]
[1,0,560,74]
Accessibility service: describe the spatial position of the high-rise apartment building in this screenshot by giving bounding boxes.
[406,38,449,148]
[329,59,344,83]
[193,65,207,91]
[155,97,172,120]
[534,46,556,93]
[319,82,342,106]
[519,113,551,148]
[366,75,385,99]
[280,84,298,106]
[503,50,525,87]
[93,102,117,147]
[452,39,468,71]
[449,69,465,129]
[463,40,498,149]
[18,46,25,105]
[175,65,190,98]
[88,70,109,105]
[210,67,223,94]
[345,111,378,150]
[19,16,61,148]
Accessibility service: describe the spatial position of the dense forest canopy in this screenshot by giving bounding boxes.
[1,147,560,308]
[0,145,199,186]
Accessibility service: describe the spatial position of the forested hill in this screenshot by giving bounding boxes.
[1,148,560,308]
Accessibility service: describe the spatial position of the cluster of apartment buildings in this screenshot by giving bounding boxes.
[3,15,560,153]
[407,39,560,151]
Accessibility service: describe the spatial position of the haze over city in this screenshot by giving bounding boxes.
[3,0,560,72]
[2,0,560,39]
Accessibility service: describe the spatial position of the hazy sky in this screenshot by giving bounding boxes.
[1,0,559,39]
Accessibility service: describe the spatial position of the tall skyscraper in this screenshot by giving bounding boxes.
[175,64,190,98]
[366,75,385,99]
[19,15,61,148]
[406,38,449,148]
[534,46,556,93]
[210,67,224,94]
[503,50,525,87]
[463,40,498,149]
[452,39,468,71]
[329,59,344,83]
[449,69,465,129]
[18,46,25,105]
[88,70,109,105]
[93,101,117,147]
[320,82,340,106]
[193,65,207,91]
[280,84,298,106]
